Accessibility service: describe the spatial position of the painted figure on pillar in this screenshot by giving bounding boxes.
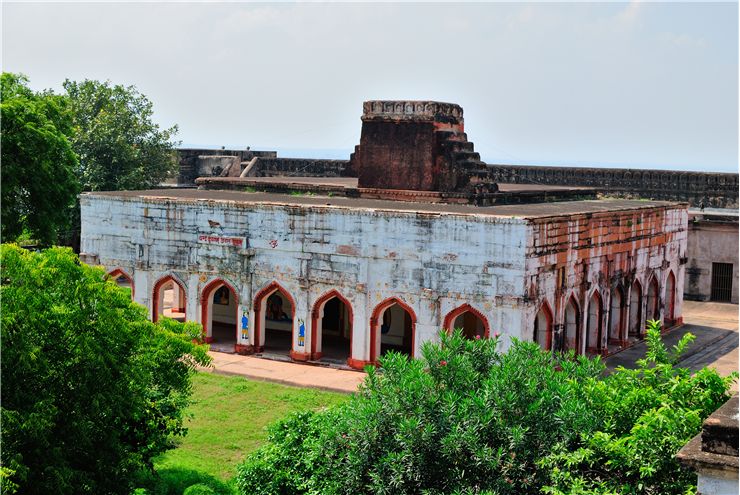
[241,310,249,342]
[298,319,306,347]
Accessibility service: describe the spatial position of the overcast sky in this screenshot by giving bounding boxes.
[3,1,738,172]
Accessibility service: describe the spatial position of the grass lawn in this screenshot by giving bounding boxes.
[135,371,349,495]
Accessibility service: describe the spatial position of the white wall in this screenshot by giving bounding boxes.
[80,193,686,362]
[81,193,528,362]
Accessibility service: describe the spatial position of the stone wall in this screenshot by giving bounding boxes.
[253,158,348,178]
[486,164,738,208]
[177,148,277,185]
[80,191,686,367]
[524,204,687,353]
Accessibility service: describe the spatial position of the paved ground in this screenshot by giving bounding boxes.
[605,301,738,389]
[201,301,737,394]
[200,351,366,394]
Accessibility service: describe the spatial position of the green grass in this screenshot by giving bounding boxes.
[135,372,348,495]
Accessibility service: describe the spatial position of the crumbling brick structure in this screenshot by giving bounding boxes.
[348,101,493,194]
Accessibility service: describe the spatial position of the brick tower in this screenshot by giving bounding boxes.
[348,100,489,193]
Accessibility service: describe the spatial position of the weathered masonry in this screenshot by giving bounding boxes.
[80,189,686,370]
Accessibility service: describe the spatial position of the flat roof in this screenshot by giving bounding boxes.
[85,188,684,219]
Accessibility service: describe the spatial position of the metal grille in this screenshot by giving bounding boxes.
[711,262,733,302]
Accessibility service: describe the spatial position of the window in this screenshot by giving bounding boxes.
[711,263,733,302]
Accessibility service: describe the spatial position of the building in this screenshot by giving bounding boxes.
[685,208,739,304]
[81,101,688,369]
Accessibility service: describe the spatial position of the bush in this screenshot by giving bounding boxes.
[0,245,211,495]
[236,323,735,495]
[183,483,217,495]
[540,320,735,495]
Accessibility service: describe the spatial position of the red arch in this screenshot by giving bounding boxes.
[647,273,660,320]
[630,279,643,334]
[152,274,187,323]
[442,303,491,338]
[200,277,239,344]
[310,289,354,361]
[563,292,581,354]
[665,270,677,324]
[253,281,296,354]
[369,296,417,364]
[534,300,554,350]
[586,289,604,353]
[609,285,626,344]
[107,268,134,299]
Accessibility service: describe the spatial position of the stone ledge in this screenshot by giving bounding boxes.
[677,394,739,478]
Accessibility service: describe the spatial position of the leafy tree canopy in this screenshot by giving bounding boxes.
[1,73,79,244]
[62,78,179,191]
[236,324,735,495]
[0,244,211,495]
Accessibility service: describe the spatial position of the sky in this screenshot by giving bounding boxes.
[2,1,738,172]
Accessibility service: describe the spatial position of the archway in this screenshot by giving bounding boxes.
[608,287,624,345]
[647,275,660,321]
[108,269,134,299]
[370,297,415,363]
[665,271,676,325]
[563,295,580,354]
[586,291,603,353]
[254,282,295,356]
[534,302,553,350]
[200,279,238,351]
[443,304,489,340]
[152,275,186,323]
[628,281,643,337]
[311,290,353,363]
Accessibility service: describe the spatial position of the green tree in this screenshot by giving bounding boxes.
[0,244,211,495]
[1,73,79,245]
[236,327,734,495]
[62,79,179,192]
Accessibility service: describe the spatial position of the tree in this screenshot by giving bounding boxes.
[1,73,79,245]
[62,79,179,192]
[236,327,734,495]
[0,244,211,495]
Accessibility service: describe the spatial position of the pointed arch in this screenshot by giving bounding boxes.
[152,273,187,322]
[586,290,604,353]
[608,286,625,345]
[665,270,677,325]
[107,268,134,299]
[646,273,660,321]
[629,279,644,337]
[253,281,296,354]
[310,289,354,362]
[369,296,417,364]
[200,277,239,345]
[534,300,554,351]
[563,293,581,354]
[443,303,490,339]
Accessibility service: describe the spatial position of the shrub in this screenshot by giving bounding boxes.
[236,323,734,495]
[540,320,736,495]
[183,483,217,495]
[1,245,211,495]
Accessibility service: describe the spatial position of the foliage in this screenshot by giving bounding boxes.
[540,320,736,495]
[1,73,79,245]
[0,244,211,495]
[183,483,218,495]
[237,333,605,495]
[62,78,179,192]
[236,325,734,495]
